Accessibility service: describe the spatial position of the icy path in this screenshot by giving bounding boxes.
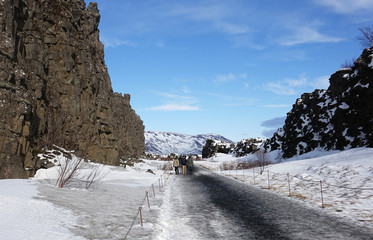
[154,166,373,240]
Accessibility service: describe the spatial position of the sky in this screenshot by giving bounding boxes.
[86,0,373,142]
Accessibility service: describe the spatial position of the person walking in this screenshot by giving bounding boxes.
[181,155,187,175]
[186,155,194,174]
[173,157,180,175]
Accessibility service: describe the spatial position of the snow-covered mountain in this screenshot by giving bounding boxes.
[145,131,233,155]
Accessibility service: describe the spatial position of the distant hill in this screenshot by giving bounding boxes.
[145,131,233,155]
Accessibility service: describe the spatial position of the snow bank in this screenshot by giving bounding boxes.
[197,148,373,226]
[0,147,170,240]
[0,179,84,240]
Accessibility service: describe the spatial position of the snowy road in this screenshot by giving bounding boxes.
[155,166,373,240]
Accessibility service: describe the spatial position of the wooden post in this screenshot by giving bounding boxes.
[159,179,161,191]
[320,180,324,208]
[161,175,163,188]
[287,173,291,196]
[152,184,155,197]
[253,168,255,184]
[267,170,270,189]
[139,207,143,227]
[146,191,150,208]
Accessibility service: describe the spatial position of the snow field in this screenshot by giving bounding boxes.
[0,150,171,240]
[0,179,85,240]
[196,148,373,227]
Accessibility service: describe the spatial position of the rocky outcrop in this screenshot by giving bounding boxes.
[265,48,373,158]
[201,138,264,158]
[233,138,264,157]
[202,139,235,158]
[0,0,144,178]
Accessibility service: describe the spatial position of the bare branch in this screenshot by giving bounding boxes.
[254,149,271,175]
[340,57,356,68]
[357,26,373,48]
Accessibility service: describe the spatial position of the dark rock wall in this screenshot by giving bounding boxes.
[0,0,144,178]
[234,138,263,157]
[202,139,235,158]
[265,48,373,158]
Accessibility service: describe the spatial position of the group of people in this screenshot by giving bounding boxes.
[173,155,194,175]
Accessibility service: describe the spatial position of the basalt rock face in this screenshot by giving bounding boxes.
[233,138,264,157]
[202,139,235,158]
[0,0,144,178]
[265,48,373,159]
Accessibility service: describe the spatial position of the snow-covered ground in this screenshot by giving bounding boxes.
[0,147,372,239]
[0,150,171,240]
[197,147,373,226]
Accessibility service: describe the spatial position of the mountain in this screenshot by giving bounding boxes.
[145,131,233,155]
[0,0,144,178]
[265,47,373,158]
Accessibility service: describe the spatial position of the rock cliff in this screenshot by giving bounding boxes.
[265,48,373,158]
[201,138,264,158]
[234,138,264,157]
[202,139,235,158]
[0,0,144,178]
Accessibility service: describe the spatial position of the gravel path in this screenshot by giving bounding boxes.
[155,166,373,240]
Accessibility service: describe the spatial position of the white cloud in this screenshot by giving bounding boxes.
[263,104,289,108]
[214,22,249,35]
[146,104,200,111]
[213,73,248,84]
[309,75,330,89]
[266,82,298,95]
[261,49,308,62]
[279,26,342,46]
[166,3,249,36]
[265,74,329,95]
[169,5,227,22]
[100,35,136,48]
[314,0,373,14]
[207,92,257,106]
[285,74,307,87]
[155,41,166,48]
[214,73,236,83]
[146,89,200,112]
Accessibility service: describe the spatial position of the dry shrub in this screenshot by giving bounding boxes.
[158,161,173,171]
[221,162,235,170]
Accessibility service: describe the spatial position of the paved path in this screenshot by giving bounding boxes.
[155,166,373,240]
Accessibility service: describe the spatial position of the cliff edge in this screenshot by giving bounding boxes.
[0,0,144,178]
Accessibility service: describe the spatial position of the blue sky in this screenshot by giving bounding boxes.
[86,0,373,142]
